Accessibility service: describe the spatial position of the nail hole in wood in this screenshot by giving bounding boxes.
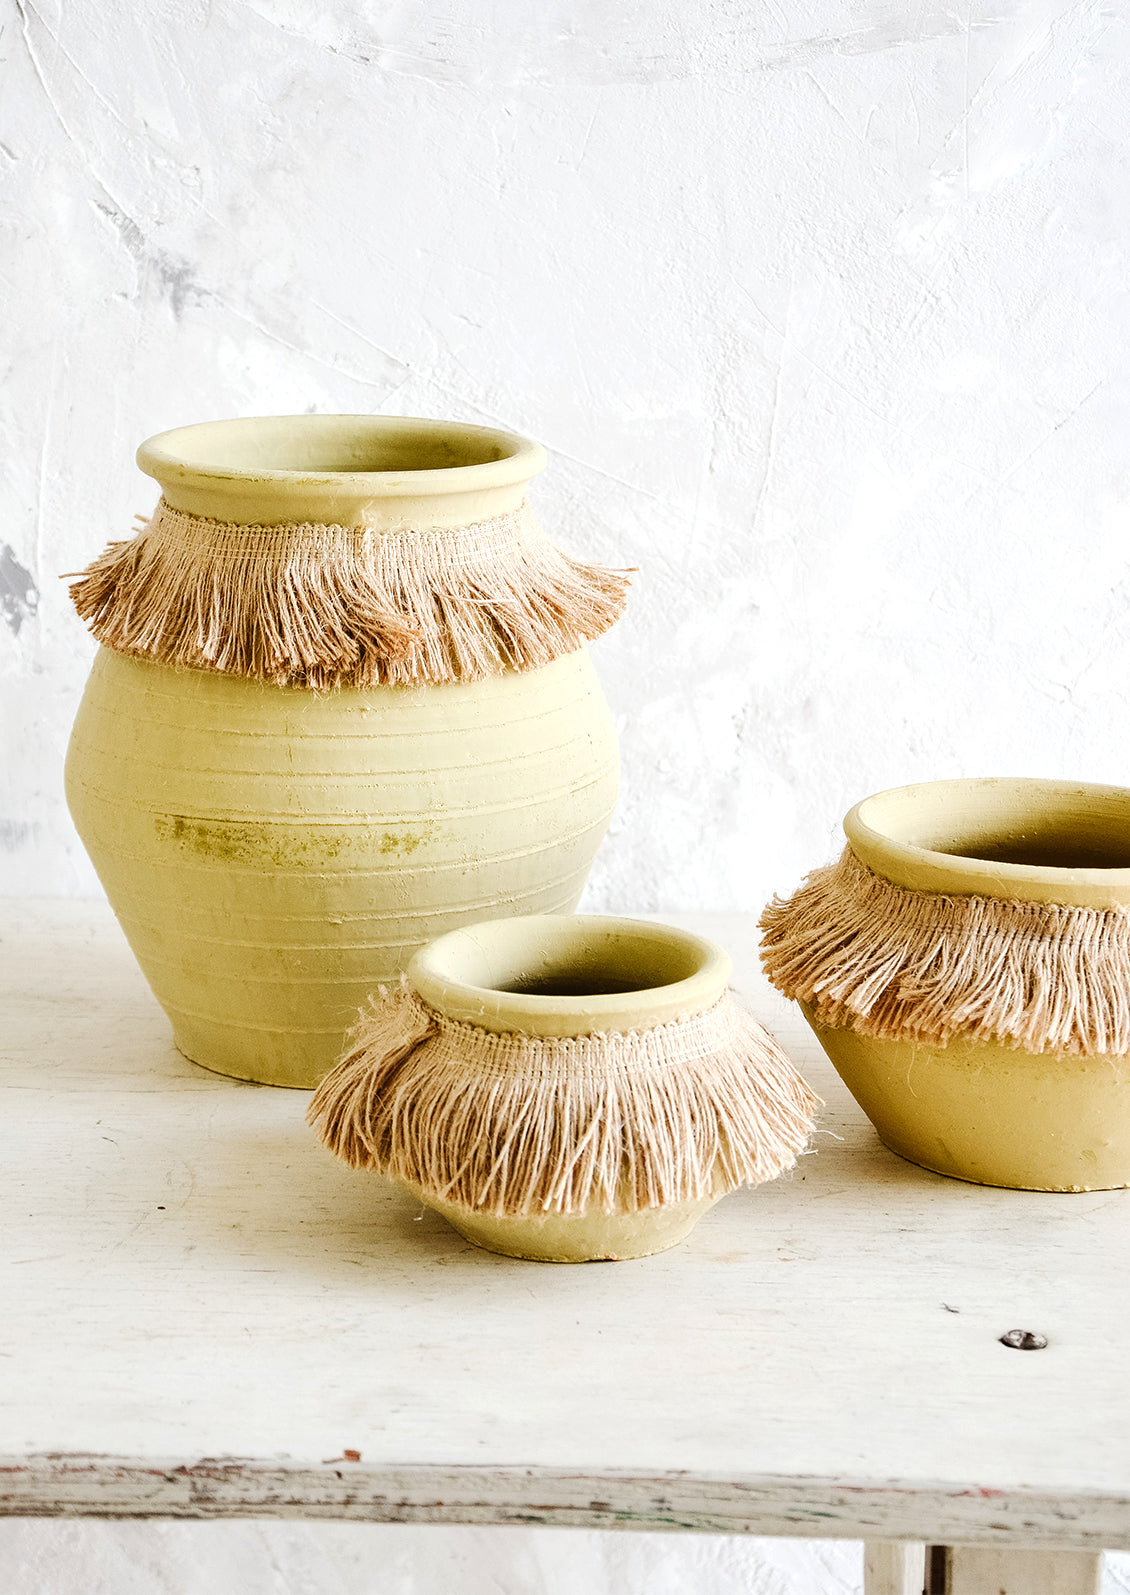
[999,1329,1048,1350]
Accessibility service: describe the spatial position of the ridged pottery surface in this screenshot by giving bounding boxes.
[66,647,618,1088]
[802,1003,1130,1192]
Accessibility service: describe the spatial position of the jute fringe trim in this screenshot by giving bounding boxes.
[307,987,820,1217]
[760,847,1130,1057]
[68,499,630,689]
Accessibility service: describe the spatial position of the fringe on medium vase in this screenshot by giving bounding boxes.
[307,986,821,1217]
[68,500,631,689]
[760,847,1130,1057]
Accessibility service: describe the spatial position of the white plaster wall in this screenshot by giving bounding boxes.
[4,0,1130,1588]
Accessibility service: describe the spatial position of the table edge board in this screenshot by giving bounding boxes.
[0,1457,1126,1547]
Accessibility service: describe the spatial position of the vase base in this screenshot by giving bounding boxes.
[410,1186,718,1263]
[172,1019,339,1091]
[874,1135,1130,1194]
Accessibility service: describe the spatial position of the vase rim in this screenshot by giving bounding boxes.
[136,414,547,515]
[408,914,733,1037]
[845,776,1130,908]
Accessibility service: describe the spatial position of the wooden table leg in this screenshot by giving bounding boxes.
[864,1542,926,1594]
[927,1546,1103,1594]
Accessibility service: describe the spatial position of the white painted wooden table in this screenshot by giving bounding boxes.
[3,901,1127,1595]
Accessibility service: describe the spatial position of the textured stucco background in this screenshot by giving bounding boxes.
[4,0,1130,1589]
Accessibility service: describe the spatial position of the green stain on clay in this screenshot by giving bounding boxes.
[155,814,432,867]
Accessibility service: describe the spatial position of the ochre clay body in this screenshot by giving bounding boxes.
[66,648,617,1088]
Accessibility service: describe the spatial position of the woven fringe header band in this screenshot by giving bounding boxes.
[307,986,820,1217]
[760,846,1130,1057]
[68,499,631,689]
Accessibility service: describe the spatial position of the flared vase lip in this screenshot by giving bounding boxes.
[845,776,1130,908]
[136,414,547,501]
[408,914,733,1037]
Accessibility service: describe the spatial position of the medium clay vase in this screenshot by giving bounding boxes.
[65,416,624,1089]
[762,777,1130,1192]
[309,914,820,1263]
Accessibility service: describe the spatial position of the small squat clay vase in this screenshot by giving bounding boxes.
[309,914,820,1262]
[762,777,1130,1192]
[65,416,624,1089]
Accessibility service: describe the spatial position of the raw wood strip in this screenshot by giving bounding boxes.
[68,499,630,689]
[308,987,820,1216]
[862,1542,926,1595]
[760,847,1130,1056]
[942,1547,1102,1595]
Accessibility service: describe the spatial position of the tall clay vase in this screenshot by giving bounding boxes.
[761,778,1130,1191]
[65,416,625,1088]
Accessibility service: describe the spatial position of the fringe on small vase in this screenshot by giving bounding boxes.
[307,987,821,1217]
[760,846,1130,1057]
[67,500,631,689]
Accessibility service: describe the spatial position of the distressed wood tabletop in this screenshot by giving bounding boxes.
[2,899,1128,1549]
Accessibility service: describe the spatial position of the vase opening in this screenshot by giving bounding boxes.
[138,414,542,482]
[494,971,660,997]
[135,416,548,523]
[844,778,1130,907]
[422,920,706,996]
[408,914,733,1037]
[944,836,1130,870]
